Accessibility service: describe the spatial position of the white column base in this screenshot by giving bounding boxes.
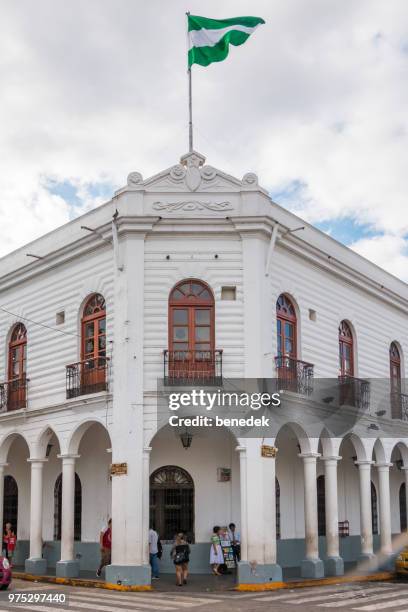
[357,552,378,573]
[105,564,151,587]
[56,560,80,578]
[301,558,325,579]
[237,561,282,585]
[25,558,47,575]
[325,556,344,576]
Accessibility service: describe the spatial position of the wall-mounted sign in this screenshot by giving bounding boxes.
[261,445,278,458]
[217,467,231,482]
[110,463,128,476]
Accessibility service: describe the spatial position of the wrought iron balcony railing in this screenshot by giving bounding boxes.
[66,357,109,399]
[274,356,314,395]
[0,375,28,412]
[391,391,408,421]
[338,375,370,411]
[163,350,223,386]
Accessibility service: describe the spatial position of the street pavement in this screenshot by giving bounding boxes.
[3,579,408,611]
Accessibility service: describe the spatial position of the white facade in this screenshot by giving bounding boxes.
[0,151,407,585]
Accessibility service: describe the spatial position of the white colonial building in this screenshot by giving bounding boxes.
[0,150,407,586]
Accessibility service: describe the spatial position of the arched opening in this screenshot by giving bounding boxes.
[80,293,107,395]
[276,477,281,540]
[150,466,194,543]
[7,323,27,410]
[3,476,18,533]
[371,482,378,535]
[400,483,407,532]
[167,279,217,383]
[317,475,326,536]
[54,473,82,541]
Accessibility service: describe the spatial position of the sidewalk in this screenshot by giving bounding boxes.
[12,566,395,593]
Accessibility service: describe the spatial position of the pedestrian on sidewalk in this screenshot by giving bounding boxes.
[149,526,160,580]
[228,523,241,564]
[210,526,224,575]
[96,518,112,578]
[2,523,11,558]
[171,532,190,587]
[6,528,16,567]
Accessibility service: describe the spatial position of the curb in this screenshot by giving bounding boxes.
[12,572,152,592]
[13,570,396,593]
[236,571,396,591]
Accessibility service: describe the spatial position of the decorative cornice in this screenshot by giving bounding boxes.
[152,200,233,213]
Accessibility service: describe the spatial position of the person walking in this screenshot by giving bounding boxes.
[2,523,11,559]
[149,526,160,580]
[171,532,190,586]
[6,528,16,567]
[96,518,112,577]
[209,526,224,575]
[228,522,241,564]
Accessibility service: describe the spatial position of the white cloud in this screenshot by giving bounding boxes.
[0,0,407,279]
[351,234,408,282]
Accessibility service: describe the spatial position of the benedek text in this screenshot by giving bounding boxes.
[169,415,270,427]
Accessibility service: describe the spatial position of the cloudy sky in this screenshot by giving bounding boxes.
[1,1,407,279]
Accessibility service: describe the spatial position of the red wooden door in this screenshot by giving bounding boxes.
[169,280,214,380]
[276,295,297,387]
[81,294,106,392]
[8,323,27,410]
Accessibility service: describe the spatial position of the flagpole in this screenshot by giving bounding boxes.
[186,12,193,152]
[188,67,193,152]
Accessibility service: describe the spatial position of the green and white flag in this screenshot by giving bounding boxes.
[188,15,265,68]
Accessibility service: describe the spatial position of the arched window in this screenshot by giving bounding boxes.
[7,323,27,410]
[371,482,378,535]
[317,475,326,536]
[400,483,407,532]
[390,343,401,388]
[276,477,281,540]
[276,295,297,360]
[168,280,215,382]
[54,473,82,541]
[80,294,107,393]
[390,343,403,417]
[339,321,354,376]
[150,466,194,543]
[3,476,18,534]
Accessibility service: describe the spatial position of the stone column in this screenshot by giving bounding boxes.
[142,447,152,565]
[401,467,408,531]
[321,456,344,576]
[0,464,8,546]
[376,462,393,566]
[236,446,248,563]
[299,452,324,578]
[25,458,47,575]
[355,460,376,564]
[56,454,80,578]
[106,230,151,587]
[236,442,282,585]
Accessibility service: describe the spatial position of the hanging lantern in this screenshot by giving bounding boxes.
[180,429,193,450]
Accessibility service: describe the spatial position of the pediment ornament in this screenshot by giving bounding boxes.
[152,200,233,212]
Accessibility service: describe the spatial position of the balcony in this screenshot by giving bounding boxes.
[275,356,314,395]
[338,375,370,411]
[66,357,109,399]
[163,350,223,386]
[391,391,408,421]
[0,376,28,411]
